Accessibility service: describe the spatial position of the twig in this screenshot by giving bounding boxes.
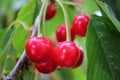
[2,17,39,80]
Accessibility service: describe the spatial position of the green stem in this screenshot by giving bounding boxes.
[42,1,49,37]
[61,1,83,9]
[56,0,71,41]
[61,1,89,14]
[37,0,48,37]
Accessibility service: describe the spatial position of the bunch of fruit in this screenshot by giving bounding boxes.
[25,1,89,74]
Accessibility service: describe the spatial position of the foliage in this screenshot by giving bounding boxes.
[86,15,120,80]
[0,0,120,80]
[86,0,120,80]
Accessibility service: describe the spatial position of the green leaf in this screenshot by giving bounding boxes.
[96,0,120,32]
[0,28,16,76]
[97,0,120,20]
[0,28,15,52]
[86,15,120,80]
[13,27,29,56]
[4,55,16,72]
[0,29,9,49]
[12,0,37,54]
[16,0,37,27]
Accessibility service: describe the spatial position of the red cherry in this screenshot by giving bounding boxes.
[25,37,54,63]
[46,3,57,20]
[34,59,57,74]
[56,24,75,42]
[73,47,84,68]
[54,41,80,68]
[72,14,89,37]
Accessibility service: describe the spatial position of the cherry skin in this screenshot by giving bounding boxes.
[54,41,80,68]
[73,47,84,68]
[72,14,89,37]
[56,24,75,42]
[46,3,57,20]
[25,37,54,63]
[34,59,57,74]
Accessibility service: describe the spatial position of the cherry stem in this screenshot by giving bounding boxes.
[37,0,48,37]
[61,1,83,9]
[42,0,49,37]
[56,0,71,41]
[2,15,39,80]
[61,1,89,15]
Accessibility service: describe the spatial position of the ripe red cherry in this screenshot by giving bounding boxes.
[54,41,80,68]
[25,37,54,63]
[46,3,57,20]
[56,24,75,42]
[72,14,89,37]
[73,47,84,68]
[34,60,57,74]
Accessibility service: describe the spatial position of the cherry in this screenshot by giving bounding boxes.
[46,3,57,20]
[72,14,89,37]
[25,37,54,63]
[56,24,75,42]
[34,59,57,74]
[54,41,80,68]
[73,47,84,68]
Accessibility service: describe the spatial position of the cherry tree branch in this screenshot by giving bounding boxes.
[2,17,39,80]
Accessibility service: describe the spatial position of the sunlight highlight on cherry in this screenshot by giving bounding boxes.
[54,41,80,68]
[26,37,54,63]
[72,14,89,37]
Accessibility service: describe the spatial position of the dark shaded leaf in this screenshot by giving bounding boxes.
[86,15,120,80]
[96,0,120,32]
[98,0,120,20]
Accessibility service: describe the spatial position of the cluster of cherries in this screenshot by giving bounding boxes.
[25,2,89,74]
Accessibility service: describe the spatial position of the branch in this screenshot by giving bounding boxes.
[2,17,39,80]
